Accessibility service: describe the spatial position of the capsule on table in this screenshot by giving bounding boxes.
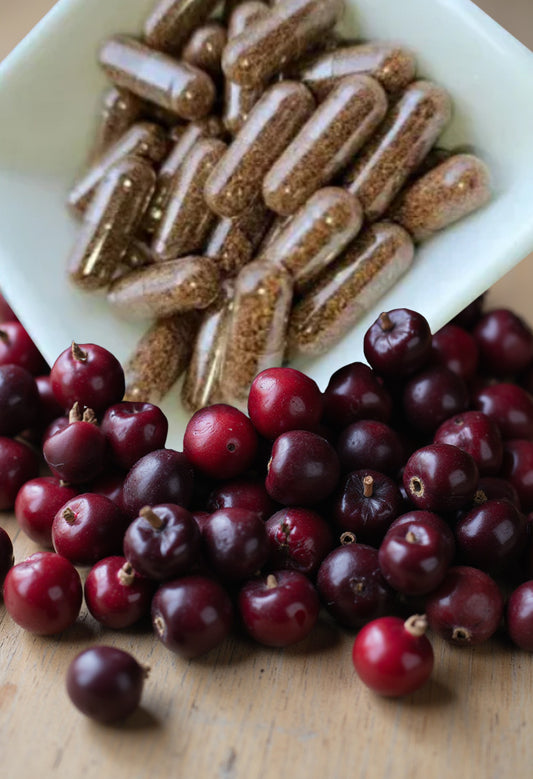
[263,75,388,216]
[343,80,453,222]
[390,154,491,242]
[219,260,293,406]
[262,187,363,292]
[205,80,315,218]
[182,23,227,78]
[181,280,235,412]
[296,43,417,101]
[221,0,344,87]
[68,122,167,214]
[89,88,144,162]
[124,313,199,404]
[205,220,254,276]
[287,222,415,357]
[99,35,216,120]
[144,0,220,54]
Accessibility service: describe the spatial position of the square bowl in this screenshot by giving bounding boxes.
[1,0,533,448]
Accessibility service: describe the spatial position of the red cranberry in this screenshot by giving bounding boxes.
[450,294,485,330]
[473,383,533,440]
[66,646,147,723]
[183,403,258,479]
[207,478,277,521]
[0,292,17,321]
[363,309,432,377]
[35,375,64,428]
[50,342,125,414]
[42,415,68,445]
[121,449,195,518]
[89,470,125,506]
[507,581,533,650]
[403,444,478,513]
[43,404,106,484]
[323,362,392,429]
[0,437,39,511]
[477,476,521,509]
[336,419,404,476]
[425,565,503,645]
[455,499,526,573]
[52,494,129,566]
[474,308,533,377]
[84,556,155,628]
[201,507,270,581]
[265,430,340,506]
[239,571,320,647]
[0,364,39,436]
[15,477,78,548]
[247,367,324,439]
[152,575,233,658]
[402,365,469,436]
[265,508,334,577]
[0,526,14,588]
[352,614,434,697]
[101,401,168,470]
[123,504,200,581]
[431,324,479,382]
[433,411,503,476]
[333,470,401,546]
[0,321,47,375]
[3,552,82,634]
[500,439,533,511]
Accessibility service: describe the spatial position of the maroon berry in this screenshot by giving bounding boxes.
[323,362,392,429]
[50,341,125,414]
[363,309,432,377]
[501,439,533,511]
[473,383,533,440]
[121,449,194,518]
[42,415,68,445]
[433,411,503,476]
[477,476,521,508]
[450,294,485,330]
[101,401,168,470]
[52,494,129,566]
[474,308,533,377]
[455,498,526,573]
[265,507,334,577]
[89,470,125,506]
[35,375,64,428]
[207,479,277,521]
[403,444,478,513]
[43,404,106,484]
[0,364,39,436]
[84,556,155,629]
[402,365,469,436]
[15,477,78,548]
[247,367,324,439]
[201,507,270,580]
[336,419,404,476]
[333,470,401,546]
[0,321,47,374]
[0,292,17,321]
[0,526,14,588]
[0,437,39,511]
[507,581,533,651]
[431,324,479,382]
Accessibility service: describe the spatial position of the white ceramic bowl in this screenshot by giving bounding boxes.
[1,0,533,448]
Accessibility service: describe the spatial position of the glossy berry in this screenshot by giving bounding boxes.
[336,419,404,476]
[183,404,258,479]
[42,415,68,445]
[239,571,320,647]
[121,449,194,518]
[0,526,14,588]
[35,375,64,428]
[474,308,533,377]
[0,292,17,321]
[473,383,533,440]
[323,362,392,429]
[201,507,270,581]
[0,321,47,375]
[152,575,233,658]
[3,552,82,634]
[101,401,168,470]
[403,444,478,513]
[84,556,155,629]
[15,477,78,548]
[43,405,106,484]
[333,470,401,546]
[506,582,533,651]
[50,342,125,414]
[363,309,432,377]
[433,411,503,476]
[52,494,129,566]
[265,508,334,577]
[450,294,485,330]
[66,646,147,723]
[477,476,521,508]
[0,437,39,511]
[266,430,340,506]
[500,439,533,511]
[402,365,469,436]
[89,470,125,506]
[0,364,39,436]
[352,614,434,697]
[207,479,277,522]
[430,324,479,382]
[247,367,324,439]
[455,499,526,573]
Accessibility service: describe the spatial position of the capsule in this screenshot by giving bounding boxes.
[181,280,235,412]
[219,260,293,406]
[153,137,227,260]
[68,122,167,214]
[263,75,388,215]
[88,88,143,161]
[99,35,216,120]
[221,0,344,87]
[68,156,156,290]
[205,220,254,276]
[296,43,417,101]
[124,314,199,403]
[262,187,363,292]
[144,0,220,54]
[182,23,227,78]
[287,222,415,357]
[343,81,453,222]
[205,81,315,218]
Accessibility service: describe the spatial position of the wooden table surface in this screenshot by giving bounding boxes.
[2,2,533,778]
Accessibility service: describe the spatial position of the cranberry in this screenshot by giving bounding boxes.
[265,430,340,506]
[84,556,155,628]
[0,364,39,436]
[265,508,334,577]
[500,439,533,511]
[0,321,47,375]
[89,470,125,506]
[431,324,479,382]
[35,375,64,428]
[450,294,485,330]
[477,476,521,509]
[363,309,432,378]
[433,411,503,476]
[0,292,17,321]
[352,614,434,697]
[474,308,533,377]
[473,383,533,440]
[239,571,320,647]
[152,575,233,658]
[15,477,78,548]
[50,342,125,414]
[378,511,455,595]
[247,367,324,439]
[66,646,147,723]
[425,565,503,645]
[336,419,404,476]
[121,449,194,518]
[0,526,14,588]
[42,415,68,445]
[207,478,277,521]
[43,404,106,484]
[333,470,401,546]
[123,504,200,581]
[101,401,168,470]
[507,581,533,650]
[322,362,392,429]
[52,494,129,566]
[201,507,270,581]
[402,365,469,436]
[455,499,526,573]
[0,437,39,511]
[3,552,82,634]
[403,444,478,513]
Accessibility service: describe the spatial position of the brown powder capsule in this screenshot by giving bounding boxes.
[262,187,363,292]
[390,154,491,242]
[144,0,220,55]
[99,35,216,121]
[221,0,344,87]
[343,80,453,222]
[89,88,144,162]
[205,81,315,218]
[296,43,417,101]
[124,314,199,403]
[68,122,167,214]
[181,280,235,412]
[287,222,415,357]
[68,156,156,290]
[153,137,227,260]
[182,23,227,79]
[205,220,254,276]
[219,260,293,406]
[263,75,388,216]
[108,255,219,320]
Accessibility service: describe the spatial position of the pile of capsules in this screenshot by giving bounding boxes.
[66,0,491,412]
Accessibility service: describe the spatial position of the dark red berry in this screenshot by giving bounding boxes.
[433,411,503,476]
[101,401,168,470]
[84,556,155,629]
[474,308,533,377]
[0,526,14,589]
[50,342,125,414]
[403,444,478,513]
[247,367,324,439]
[15,477,78,548]
[42,415,68,445]
[473,383,533,440]
[450,294,485,330]
[207,478,277,521]
[363,309,432,377]
[0,292,17,321]
[430,324,479,382]
[201,507,270,581]
[0,437,39,511]
[265,507,334,577]
[402,365,469,436]
[0,364,39,436]
[455,499,526,573]
[323,362,392,429]
[89,470,125,506]
[336,419,404,476]
[477,476,521,509]
[333,470,401,546]
[43,404,106,484]
[507,581,533,651]
[500,439,533,511]
[35,375,64,428]
[52,494,129,566]
[121,449,194,518]
[0,321,47,375]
